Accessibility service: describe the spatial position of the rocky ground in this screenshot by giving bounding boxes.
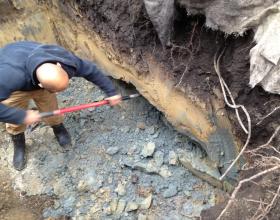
[0,78,224,219]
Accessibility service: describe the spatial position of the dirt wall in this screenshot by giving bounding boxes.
[71,0,280,173]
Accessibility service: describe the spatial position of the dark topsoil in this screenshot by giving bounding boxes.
[66,0,279,219]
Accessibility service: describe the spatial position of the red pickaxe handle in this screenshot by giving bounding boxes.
[39,94,140,118]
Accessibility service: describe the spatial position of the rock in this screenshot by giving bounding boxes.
[139,194,152,210]
[131,174,139,184]
[79,119,86,127]
[137,122,146,130]
[115,183,126,196]
[174,134,183,143]
[78,203,91,215]
[127,145,138,156]
[121,126,130,133]
[38,153,47,162]
[152,131,160,139]
[106,147,120,155]
[154,151,164,167]
[192,192,205,202]
[62,196,76,213]
[134,128,140,134]
[110,198,119,213]
[26,138,34,146]
[125,202,139,212]
[103,204,112,215]
[146,160,159,173]
[182,202,194,216]
[53,200,61,209]
[168,151,178,165]
[38,126,50,136]
[115,199,126,215]
[77,175,103,193]
[163,211,183,220]
[137,186,153,198]
[108,176,113,184]
[77,180,86,192]
[97,95,105,100]
[141,142,156,157]
[44,186,54,196]
[163,185,178,198]
[88,174,103,192]
[123,158,161,175]
[159,165,172,178]
[138,213,147,220]
[147,126,155,135]
[122,158,135,168]
[183,190,192,198]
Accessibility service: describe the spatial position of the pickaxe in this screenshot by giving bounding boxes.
[39,93,140,118]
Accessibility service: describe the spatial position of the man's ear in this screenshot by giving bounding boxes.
[56,62,62,67]
[38,83,43,88]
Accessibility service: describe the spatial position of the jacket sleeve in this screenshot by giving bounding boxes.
[76,59,117,97]
[0,103,26,124]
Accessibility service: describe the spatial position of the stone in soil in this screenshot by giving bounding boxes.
[138,213,147,220]
[163,185,178,198]
[106,146,120,155]
[115,199,126,215]
[141,142,156,157]
[115,182,126,196]
[137,122,146,130]
[125,201,139,212]
[168,150,178,165]
[110,198,119,213]
[154,150,164,167]
[138,194,152,210]
[159,165,172,178]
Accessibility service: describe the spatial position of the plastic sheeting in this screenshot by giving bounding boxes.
[177,0,277,35]
[250,6,280,94]
[143,0,174,46]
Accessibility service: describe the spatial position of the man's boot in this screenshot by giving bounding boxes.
[11,133,26,171]
[52,123,71,147]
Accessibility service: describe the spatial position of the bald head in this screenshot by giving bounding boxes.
[36,63,69,92]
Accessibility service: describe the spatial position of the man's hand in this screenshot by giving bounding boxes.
[23,110,42,125]
[105,94,122,106]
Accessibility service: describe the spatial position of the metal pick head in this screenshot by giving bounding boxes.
[129,94,140,98]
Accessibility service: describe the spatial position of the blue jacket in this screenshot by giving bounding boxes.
[0,41,117,124]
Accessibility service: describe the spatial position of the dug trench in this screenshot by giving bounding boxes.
[0,0,280,219]
[0,79,223,219]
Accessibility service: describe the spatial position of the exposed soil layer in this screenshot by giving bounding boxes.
[0,169,53,220]
[74,0,280,146]
[201,172,280,220]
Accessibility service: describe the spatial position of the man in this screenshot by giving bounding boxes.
[0,41,121,171]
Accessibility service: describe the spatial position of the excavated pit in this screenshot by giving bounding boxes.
[0,78,225,219]
[1,0,280,219]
